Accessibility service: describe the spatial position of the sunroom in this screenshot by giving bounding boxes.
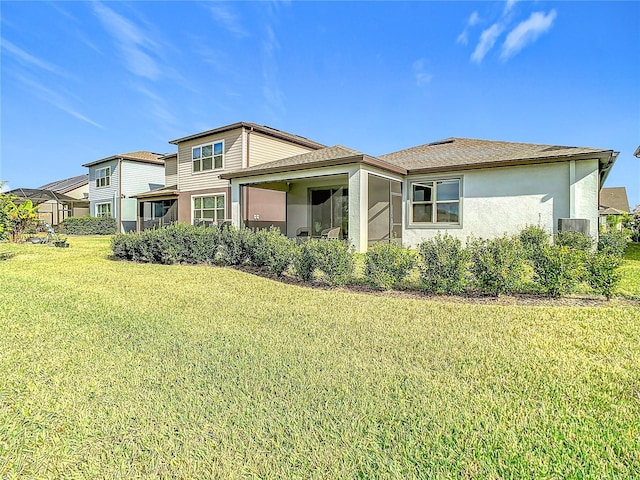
[221,146,406,253]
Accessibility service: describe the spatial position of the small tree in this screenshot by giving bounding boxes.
[628,205,640,242]
[2,195,40,242]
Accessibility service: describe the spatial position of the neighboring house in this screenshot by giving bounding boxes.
[134,122,325,232]
[220,136,618,252]
[6,174,89,226]
[599,186,630,231]
[83,151,165,233]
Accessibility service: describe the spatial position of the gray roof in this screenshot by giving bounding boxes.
[221,145,406,179]
[169,121,326,150]
[82,151,164,168]
[379,137,616,174]
[38,174,88,194]
[600,187,630,213]
[6,188,82,205]
[132,185,179,199]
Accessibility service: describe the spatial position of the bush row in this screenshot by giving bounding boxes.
[62,216,117,235]
[111,224,626,299]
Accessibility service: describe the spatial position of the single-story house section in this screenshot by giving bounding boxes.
[221,137,618,252]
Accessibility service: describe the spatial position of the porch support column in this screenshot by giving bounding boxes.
[230,180,242,228]
[348,167,368,253]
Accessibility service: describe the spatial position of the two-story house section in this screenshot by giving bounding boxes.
[134,153,179,231]
[168,122,325,229]
[83,151,165,233]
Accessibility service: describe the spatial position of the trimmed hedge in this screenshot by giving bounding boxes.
[418,233,468,294]
[62,216,117,235]
[468,235,525,296]
[294,239,355,286]
[597,231,628,258]
[365,242,415,290]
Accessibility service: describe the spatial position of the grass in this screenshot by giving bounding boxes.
[1,237,639,478]
[618,242,640,299]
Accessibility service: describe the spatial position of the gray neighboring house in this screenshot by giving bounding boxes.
[83,151,165,233]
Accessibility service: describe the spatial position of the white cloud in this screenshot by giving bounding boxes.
[501,10,557,60]
[456,11,481,45]
[1,40,73,79]
[16,75,103,128]
[92,2,161,80]
[412,59,433,86]
[468,11,481,26]
[471,23,504,63]
[209,4,248,38]
[504,0,519,15]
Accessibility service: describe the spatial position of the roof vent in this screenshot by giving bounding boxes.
[541,145,573,152]
[427,139,455,146]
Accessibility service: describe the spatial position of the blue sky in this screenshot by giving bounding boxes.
[1,1,639,207]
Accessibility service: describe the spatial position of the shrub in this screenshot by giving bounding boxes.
[63,216,117,235]
[586,252,621,300]
[250,227,296,275]
[294,239,355,286]
[530,244,584,297]
[554,230,594,251]
[216,226,253,266]
[468,235,525,296]
[364,242,415,290]
[111,233,139,261]
[597,231,628,258]
[519,225,550,260]
[418,233,468,294]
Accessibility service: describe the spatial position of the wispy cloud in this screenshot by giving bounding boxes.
[471,23,504,63]
[412,59,433,86]
[1,39,73,79]
[16,74,103,128]
[209,4,248,38]
[92,2,161,80]
[261,24,285,116]
[501,10,557,60]
[503,0,519,15]
[456,11,481,45]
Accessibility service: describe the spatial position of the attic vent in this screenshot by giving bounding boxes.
[541,145,574,152]
[427,140,455,146]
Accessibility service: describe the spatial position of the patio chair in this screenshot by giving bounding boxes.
[321,227,341,239]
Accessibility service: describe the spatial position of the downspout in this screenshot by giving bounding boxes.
[118,157,123,233]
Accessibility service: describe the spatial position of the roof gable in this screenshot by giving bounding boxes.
[600,187,630,213]
[82,151,164,168]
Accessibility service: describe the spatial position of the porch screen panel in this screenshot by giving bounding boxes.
[368,175,391,246]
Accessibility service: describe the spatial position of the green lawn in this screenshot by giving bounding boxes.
[1,237,639,479]
[619,242,640,299]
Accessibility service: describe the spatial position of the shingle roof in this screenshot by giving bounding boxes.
[379,137,614,173]
[82,151,164,167]
[600,187,630,213]
[169,122,326,150]
[38,174,88,193]
[221,145,406,179]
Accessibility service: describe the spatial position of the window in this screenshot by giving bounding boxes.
[193,195,225,225]
[95,167,110,188]
[95,202,112,218]
[410,179,460,224]
[192,142,223,172]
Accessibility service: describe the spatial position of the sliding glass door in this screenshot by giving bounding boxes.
[310,187,348,238]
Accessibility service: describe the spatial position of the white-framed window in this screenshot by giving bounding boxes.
[192,141,224,172]
[95,202,112,218]
[192,194,226,225]
[410,178,461,225]
[95,167,111,188]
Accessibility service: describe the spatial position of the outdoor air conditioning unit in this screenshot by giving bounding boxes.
[558,218,590,235]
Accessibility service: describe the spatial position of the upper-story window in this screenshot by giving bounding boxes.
[410,178,461,225]
[192,141,223,172]
[95,167,111,188]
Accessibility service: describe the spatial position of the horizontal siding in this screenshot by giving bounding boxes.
[165,157,178,187]
[87,159,118,206]
[177,128,242,192]
[121,161,165,197]
[248,131,315,166]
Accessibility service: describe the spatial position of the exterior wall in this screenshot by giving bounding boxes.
[177,187,231,224]
[401,160,601,248]
[247,131,315,167]
[88,159,119,219]
[64,183,89,200]
[243,187,286,231]
[121,161,165,198]
[177,128,242,192]
[165,156,178,187]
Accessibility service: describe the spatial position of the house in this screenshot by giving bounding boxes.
[599,186,630,231]
[133,122,325,232]
[6,174,89,226]
[127,121,618,252]
[221,136,618,252]
[83,151,165,233]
